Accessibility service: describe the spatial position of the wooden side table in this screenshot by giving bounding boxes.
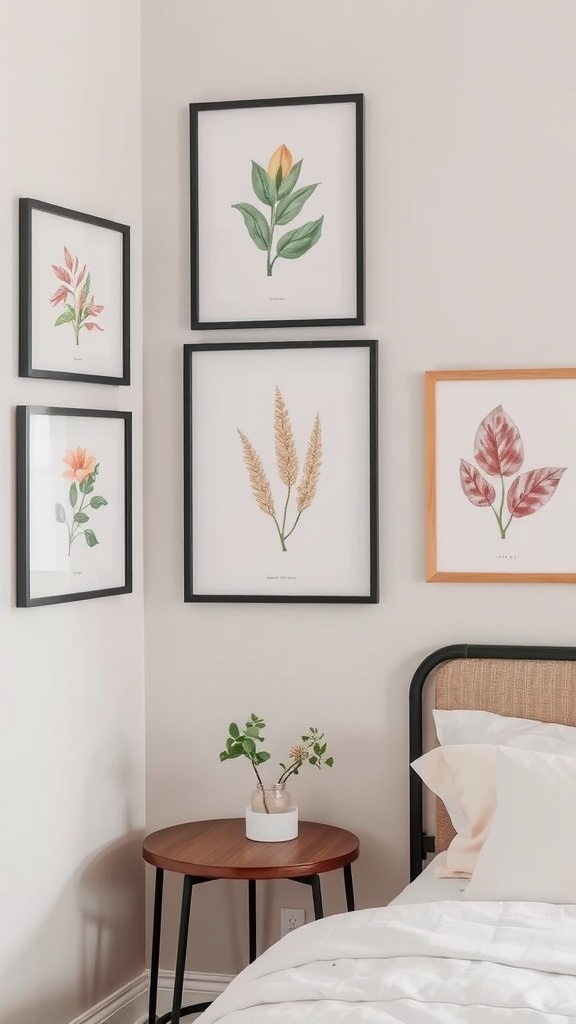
[143,818,360,1024]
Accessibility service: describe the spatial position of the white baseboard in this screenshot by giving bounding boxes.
[68,968,233,1024]
[68,974,148,1024]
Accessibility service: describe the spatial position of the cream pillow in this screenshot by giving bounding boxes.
[411,745,497,877]
[433,708,576,751]
[465,747,576,903]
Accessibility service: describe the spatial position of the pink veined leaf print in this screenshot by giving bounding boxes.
[460,404,567,541]
[473,405,524,477]
[459,459,496,507]
[51,263,72,285]
[49,285,69,307]
[506,467,566,518]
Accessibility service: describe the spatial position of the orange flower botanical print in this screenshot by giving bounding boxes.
[49,247,104,344]
[56,449,108,555]
[232,144,323,277]
[62,447,97,483]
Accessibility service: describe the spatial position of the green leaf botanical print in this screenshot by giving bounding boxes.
[49,248,104,345]
[55,446,108,555]
[232,145,323,276]
[238,387,322,551]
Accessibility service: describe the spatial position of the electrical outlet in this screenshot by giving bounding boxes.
[280,907,305,937]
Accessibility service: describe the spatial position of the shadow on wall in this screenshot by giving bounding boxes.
[0,831,145,1024]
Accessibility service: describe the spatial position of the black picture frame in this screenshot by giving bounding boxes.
[19,198,130,385]
[184,340,379,603]
[16,406,133,607]
[189,94,365,330]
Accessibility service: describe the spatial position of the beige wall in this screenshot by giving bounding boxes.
[0,3,145,1022]
[142,0,576,978]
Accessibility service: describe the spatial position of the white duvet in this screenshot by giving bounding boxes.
[198,900,576,1022]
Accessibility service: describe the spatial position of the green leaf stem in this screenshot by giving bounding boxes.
[276,216,324,260]
[275,184,319,226]
[54,309,75,326]
[250,161,276,207]
[276,159,302,199]
[231,203,270,251]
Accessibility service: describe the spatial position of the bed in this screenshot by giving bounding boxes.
[197,642,576,1022]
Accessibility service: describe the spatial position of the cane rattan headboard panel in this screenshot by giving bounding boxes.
[408,643,576,881]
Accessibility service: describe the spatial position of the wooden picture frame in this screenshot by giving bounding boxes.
[16,406,133,606]
[189,94,365,330]
[19,198,130,385]
[425,368,576,582]
[184,340,379,602]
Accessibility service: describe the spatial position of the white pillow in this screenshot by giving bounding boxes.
[411,745,497,877]
[465,747,576,903]
[433,708,576,752]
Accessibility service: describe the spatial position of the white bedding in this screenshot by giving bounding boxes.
[198,899,576,1022]
[389,858,467,905]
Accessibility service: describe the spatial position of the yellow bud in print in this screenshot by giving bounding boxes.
[267,144,293,185]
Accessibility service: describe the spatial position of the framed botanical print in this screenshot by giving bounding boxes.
[425,368,576,582]
[16,406,132,606]
[19,198,130,384]
[189,94,365,330]
[184,340,379,602]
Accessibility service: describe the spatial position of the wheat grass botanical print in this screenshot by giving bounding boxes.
[459,405,566,539]
[238,386,322,550]
[50,247,104,344]
[232,144,323,277]
[56,448,108,555]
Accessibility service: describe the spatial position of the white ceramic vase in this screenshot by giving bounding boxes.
[245,783,298,842]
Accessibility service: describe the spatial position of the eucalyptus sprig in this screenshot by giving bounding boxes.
[219,714,334,814]
[219,714,271,795]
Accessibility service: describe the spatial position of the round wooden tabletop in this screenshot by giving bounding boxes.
[143,818,360,880]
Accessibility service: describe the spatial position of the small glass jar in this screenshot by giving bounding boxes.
[251,782,292,814]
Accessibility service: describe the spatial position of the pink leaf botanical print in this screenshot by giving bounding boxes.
[50,249,104,345]
[473,405,524,477]
[460,405,566,540]
[459,459,496,506]
[507,467,566,519]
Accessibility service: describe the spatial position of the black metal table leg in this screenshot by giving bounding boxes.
[154,875,214,1024]
[148,868,164,1024]
[170,875,193,1024]
[310,874,324,919]
[248,879,257,963]
[291,874,325,920]
[343,862,355,911]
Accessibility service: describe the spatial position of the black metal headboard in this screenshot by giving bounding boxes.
[408,642,576,882]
